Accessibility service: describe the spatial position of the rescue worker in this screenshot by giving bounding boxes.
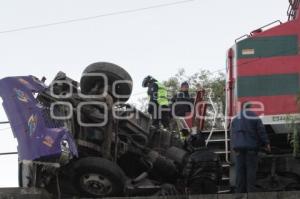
[169,81,194,140]
[231,102,271,193]
[182,133,221,194]
[142,75,170,128]
[171,81,194,117]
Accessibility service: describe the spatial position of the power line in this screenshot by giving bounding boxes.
[0,121,9,124]
[0,0,196,34]
[0,152,17,156]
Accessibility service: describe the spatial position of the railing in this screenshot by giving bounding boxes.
[235,20,282,43]
[249,20,282,36]
[204,89,230,163]
[288,0,300,21]
[205,89,218,146]
[0,121,18,156]
[235,34,249,43]
[224,119,230,163]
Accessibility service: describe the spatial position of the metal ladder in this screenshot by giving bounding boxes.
[204,89,231,193]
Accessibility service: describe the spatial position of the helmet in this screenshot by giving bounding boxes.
[186,133,206,152]
[142,75,155,87]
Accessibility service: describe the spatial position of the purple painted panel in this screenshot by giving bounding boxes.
[0,76,78,161]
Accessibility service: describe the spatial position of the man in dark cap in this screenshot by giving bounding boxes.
[169,81,194,139]
[171,81,194,118]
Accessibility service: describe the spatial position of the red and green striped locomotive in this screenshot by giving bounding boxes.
[225,0,300,191]
[227,2,300,139]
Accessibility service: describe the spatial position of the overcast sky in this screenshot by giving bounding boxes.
[0,0,289,187]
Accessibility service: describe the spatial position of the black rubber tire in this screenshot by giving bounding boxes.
[71,157,126,197]
[80,62,133,102]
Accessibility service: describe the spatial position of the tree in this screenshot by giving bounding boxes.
[162,69,225,108]
[162,68,226,130]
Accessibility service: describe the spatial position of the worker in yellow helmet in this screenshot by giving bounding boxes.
[142,75,170,129]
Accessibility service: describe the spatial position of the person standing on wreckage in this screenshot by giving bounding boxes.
[142,75,170,129]
[182,133,222,194]
[170,81,194,140]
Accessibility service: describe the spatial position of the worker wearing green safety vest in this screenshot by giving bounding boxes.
[142,75,170,128]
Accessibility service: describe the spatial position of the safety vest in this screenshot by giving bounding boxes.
[154,81,169,106]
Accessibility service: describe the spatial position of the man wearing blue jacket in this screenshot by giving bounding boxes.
[231,102,271,193]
